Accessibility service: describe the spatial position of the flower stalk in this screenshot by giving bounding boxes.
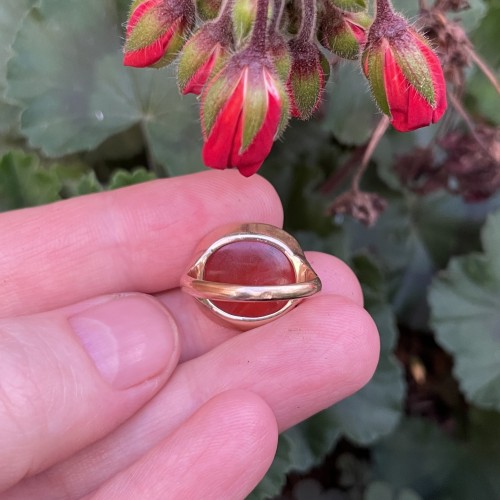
[297,0,318,44]
[249,0,271,54]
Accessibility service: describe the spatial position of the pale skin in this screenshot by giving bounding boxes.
[0,170,379,499]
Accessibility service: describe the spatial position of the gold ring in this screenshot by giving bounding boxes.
[180,223,322,330]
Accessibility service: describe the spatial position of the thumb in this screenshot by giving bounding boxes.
[0,293,179,492]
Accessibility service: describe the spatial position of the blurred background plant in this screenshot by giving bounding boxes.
[0,0,499,498]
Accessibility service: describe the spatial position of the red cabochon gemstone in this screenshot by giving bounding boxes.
[204,240,296,317]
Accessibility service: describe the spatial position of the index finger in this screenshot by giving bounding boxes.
[0,171,283,318]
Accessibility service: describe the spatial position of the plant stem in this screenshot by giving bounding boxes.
[374,0,395,21]
[352,115,390,193]
[448,92,497,161]
[215,0,234,24]
[466,46,500,96]
[250,0,271,54]
[269,0,285,34]
[297,0,317,44]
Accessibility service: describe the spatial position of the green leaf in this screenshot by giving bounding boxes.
[52,162,103,197]
[430,210,500,410]
[373,410,500,500]
[342,168,500,329]
[324,62,380,145]
[465,68,500,126]
[0,0,38,136]
[6,0,204,176]
[247,429,322,500]
[0,151,61,210]
[108,167,156,189]
[372,418,459,499]
[315,254,404,446]
[470,0,500,68]
[364,481,423,500]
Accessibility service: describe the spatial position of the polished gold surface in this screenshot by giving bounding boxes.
[181,223,322,330]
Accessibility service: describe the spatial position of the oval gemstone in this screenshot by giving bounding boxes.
[204,240,296,317]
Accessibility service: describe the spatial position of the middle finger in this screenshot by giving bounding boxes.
[160,251,365,362]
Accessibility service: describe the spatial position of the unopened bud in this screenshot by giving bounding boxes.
[123,0,195,68]
[177,22,233,95]
[319,7,371,60]
[362,3,447,131]
[287,40,330,119]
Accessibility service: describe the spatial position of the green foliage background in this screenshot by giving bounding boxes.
[0,0,499,498]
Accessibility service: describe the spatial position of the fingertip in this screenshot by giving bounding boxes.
[180,389,279,498]
[89,389,278,500]
[208,170,284,227]
[306,252,364,307]
[260,294,380,428]
[212,389,279,455]
[298,295,380,389]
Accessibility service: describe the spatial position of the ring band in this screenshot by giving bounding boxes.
[181,223,322,330]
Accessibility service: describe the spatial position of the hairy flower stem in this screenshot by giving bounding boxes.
[449,92,497,160]
[250,0,271,54]
[374,0,395,21]
[352,116,390,192]
[466,47,500,96]
[215,0,235,24]
[269,0,285,34]
[297,0,318,44]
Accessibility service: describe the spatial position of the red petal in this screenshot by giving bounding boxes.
[202,72,246,169]
[349,23,366,45]
[230,70,282,176]
[124,10,184,69]
[182,49,218,96]
[415,38,447,124]
[383,45,434,132]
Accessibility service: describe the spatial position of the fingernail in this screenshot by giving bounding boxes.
[69,295,178,390]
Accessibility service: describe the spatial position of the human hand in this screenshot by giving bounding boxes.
[0,171,379,499]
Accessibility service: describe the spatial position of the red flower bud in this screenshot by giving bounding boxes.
[287,40,330,119]
[319,4,371,60]
[177,21,233,95]
[362,6,447,131]
[123,0,195,68]
[201,55,290,176]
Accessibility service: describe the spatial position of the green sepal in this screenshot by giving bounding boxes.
[320,51,331,84]
[202,69,242,136]
[177,30,212,89]
[129,0,147,16]
[291,68,321,119]
[241,71,268,152]
[150,27,185,68]
[327,13,371,60]
[274,50,292,82]
[393,43,436,106]
[329,30,361,60]
[232,0,257,47]
[365,48,391,117]
[197,0,223,20]
[276,79,290,138]
[269,36,292,82]
[124,8,166,52]
[328,0,367,13]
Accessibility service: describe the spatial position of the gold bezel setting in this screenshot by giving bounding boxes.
[180,223,322,330]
